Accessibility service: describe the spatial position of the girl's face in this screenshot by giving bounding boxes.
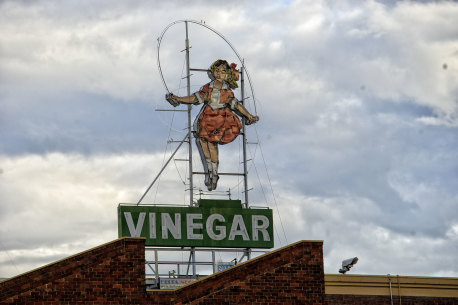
[213,65,229,82]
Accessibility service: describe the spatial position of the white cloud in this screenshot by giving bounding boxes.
[0,2,157,102]
[274,191,457,276]
[1,0,457,279]
[0,152,195,276]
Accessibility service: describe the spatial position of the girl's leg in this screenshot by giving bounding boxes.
[207,141,219,163]
[196,138,211,188]
[206,141,220,190]
[196,139,220,190]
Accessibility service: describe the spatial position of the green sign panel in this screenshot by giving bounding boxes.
[118,201,273,248]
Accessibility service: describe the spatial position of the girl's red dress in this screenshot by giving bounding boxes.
[194,83,242,144]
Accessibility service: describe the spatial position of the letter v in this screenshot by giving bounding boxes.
[124,212,146,237]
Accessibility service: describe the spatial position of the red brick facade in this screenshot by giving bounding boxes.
[0,238,324,305]
[148,240,325,304]
[0,238,147,304]
[1,238,456,304]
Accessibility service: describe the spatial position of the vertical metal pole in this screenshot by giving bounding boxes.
[388,274,394,305]
[185,22,196,278]
[212,251,216,273]
[241,63,249,208]
[241,63,252,262]
[191,249,196,278]
[154,250,159,281]
[185,21,194,206]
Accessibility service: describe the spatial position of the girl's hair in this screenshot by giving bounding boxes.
[208,59,239,89]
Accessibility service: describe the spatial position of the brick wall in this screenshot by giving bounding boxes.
[1,238,456,305]
[326,294,458,305]
[0,237,146,305]
[0,239,325,305]
[148,240,325,305]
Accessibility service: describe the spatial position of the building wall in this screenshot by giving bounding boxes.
[0,238,325,305]
[1,238,456,305]
[325,274,458,305]
[0,238,147,304]
[326,294,458,305]
[147,240,325,305]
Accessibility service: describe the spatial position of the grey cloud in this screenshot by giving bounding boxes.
[1,0,457,279]
[0,92,169,155]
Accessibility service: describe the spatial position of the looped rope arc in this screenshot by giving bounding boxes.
[156,19,258,115]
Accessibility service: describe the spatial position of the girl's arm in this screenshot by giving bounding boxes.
[166,93,198,106]
[234,102,259,125]
[175,95,198,104]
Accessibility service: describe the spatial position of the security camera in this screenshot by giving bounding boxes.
[339,257,358,274]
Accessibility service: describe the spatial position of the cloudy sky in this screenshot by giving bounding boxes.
[1,0,457,279]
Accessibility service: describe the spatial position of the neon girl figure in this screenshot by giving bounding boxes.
[166,59,259,191]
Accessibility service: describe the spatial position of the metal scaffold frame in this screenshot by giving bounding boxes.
[136,20,263,282]
[145,247,268,288]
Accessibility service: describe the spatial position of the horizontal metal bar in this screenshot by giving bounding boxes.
[146,261,214,265]
[174,159,189,161]
[192,171,245,176]
[190,68,210,72]
[146,274,208,279]
[120,203,192,207]
[122,202,271,211]
[146,275,206,279]
[145,247,268,253]
[155,109,188,112]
